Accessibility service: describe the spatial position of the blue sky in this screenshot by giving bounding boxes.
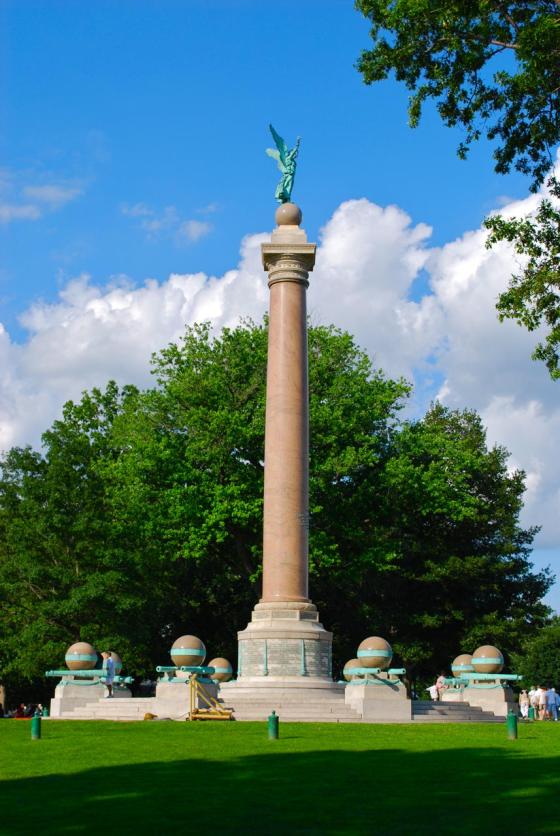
[1,1,559,608]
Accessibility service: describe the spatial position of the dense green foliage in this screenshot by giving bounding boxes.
[0,321,551,696]
[1,722,560,835]
[356,1,560,187]
[513,618,560,686]
[355,3,560,378]
[485,176,560,379]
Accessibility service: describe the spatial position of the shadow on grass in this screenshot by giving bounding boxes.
[1,745,558,835]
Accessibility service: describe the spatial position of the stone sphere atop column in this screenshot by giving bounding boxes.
[275,202,302,227]
[208,657,233,682]
[170,635,206,667]
[343,659,362,681]
[471,644,504,674]
[451,653,474,678]
[357,636,393,670]
[65,641,98,670]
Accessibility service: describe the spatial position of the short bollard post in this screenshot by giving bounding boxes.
[528,706,535,721]
[268,710,279,740]
[31,712,42,740]
[506,711,518,740]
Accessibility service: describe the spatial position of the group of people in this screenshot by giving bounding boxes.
[0,702,47,718]
[519,687,559,720]
[426,675,560,720]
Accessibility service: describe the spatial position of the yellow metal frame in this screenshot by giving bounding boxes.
[188,674,233,721]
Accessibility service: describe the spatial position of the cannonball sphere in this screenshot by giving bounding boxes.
[170,635,206,667]
[472,645,504,674]
[65,642,98,671]
[108,652,123,675]
[357,636,393,670]
[343,658,362,681]
[208,657,233,683]
[451,654,474,678]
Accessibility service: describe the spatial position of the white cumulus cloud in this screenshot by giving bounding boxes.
[1,180,560,596]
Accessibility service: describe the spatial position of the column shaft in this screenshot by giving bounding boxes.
[261,274,309,603]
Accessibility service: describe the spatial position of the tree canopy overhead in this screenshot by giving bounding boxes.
[485,176,560,379]
[0,321,552,695]
[356,1,560,188]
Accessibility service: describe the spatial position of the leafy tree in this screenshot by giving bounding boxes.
[356,1,560,187]
[368,403,551,680]
[512,618,560,686]
[0,382,158,689]
[102,321,411,670]
[0,321,552,698]
[484,176,560,379]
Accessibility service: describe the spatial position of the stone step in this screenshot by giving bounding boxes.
[411,700,503,723]
[232,708,360,717]
[413,706,485,714]
[413,716,503,723]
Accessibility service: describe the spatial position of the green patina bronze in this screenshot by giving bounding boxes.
[266,124,300,203]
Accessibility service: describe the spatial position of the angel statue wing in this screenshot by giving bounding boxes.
[265,146,283,172]
[268,124,288,165]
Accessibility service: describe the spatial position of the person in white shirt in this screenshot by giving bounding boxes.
[537,686,547,720]
[528,686,538,711]
[519,690,529,718]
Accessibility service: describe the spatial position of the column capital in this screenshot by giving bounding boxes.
[261,243,316,287]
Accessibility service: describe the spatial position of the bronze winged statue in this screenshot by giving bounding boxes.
[266,124,301,204]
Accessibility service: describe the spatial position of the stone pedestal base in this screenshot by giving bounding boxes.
[154,679,219,716]
[235,602,332,684]
[49,681,132,717]
[462,684,516,716]
[345,675,412,722]
[440,688,466,703]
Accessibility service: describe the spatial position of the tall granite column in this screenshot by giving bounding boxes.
[236,203,333,685]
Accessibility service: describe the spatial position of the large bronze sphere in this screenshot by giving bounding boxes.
[357,636,393,670]
[65,642,98,671]
[208,657,233,683]
[472,645,504,674]
[170,635,206,667]
[451,654,474,678]
[343,659,362,681]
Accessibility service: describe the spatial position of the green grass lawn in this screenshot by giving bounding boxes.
[1,720,558,835]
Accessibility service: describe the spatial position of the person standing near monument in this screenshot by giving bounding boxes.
[436,672,448,700]
[546,686,558,721]
[102,651,115,698]
[518,689,529,718]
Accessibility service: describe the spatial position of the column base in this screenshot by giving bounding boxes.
[235,601,332,682]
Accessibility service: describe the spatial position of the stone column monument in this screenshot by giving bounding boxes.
[234,202,333,687]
